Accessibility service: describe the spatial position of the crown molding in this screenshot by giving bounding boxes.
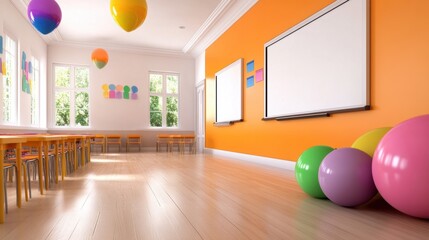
[185,0,258,57]
[182,0,234,53]
[48,40,193,59]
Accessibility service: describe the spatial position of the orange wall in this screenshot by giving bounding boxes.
[205,0,429,161]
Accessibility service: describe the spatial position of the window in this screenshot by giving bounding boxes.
[2,35,18,124]
[53,64,89,127]
[31,58,40,126]
[149,72,179,127]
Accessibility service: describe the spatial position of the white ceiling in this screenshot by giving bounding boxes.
[12,0,258,56]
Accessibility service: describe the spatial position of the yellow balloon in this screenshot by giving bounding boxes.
[110,0,148,32]
[351,127,392,157]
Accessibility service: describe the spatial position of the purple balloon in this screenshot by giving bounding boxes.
[27,0,62,35]
[319,148,377,207]
[373,114,429,219]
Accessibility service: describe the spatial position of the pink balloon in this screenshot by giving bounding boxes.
[373,114,429,218]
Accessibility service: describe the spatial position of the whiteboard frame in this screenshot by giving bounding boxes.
[215,58,243,124]
[263,0,370,120]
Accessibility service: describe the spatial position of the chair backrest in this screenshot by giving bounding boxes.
[127,134,141,144]
[92,135,106,144]
[106,134,121,144]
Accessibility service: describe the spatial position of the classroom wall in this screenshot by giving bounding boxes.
[205,0,429,161]
[0,0,48,130]
[48,45,196,132]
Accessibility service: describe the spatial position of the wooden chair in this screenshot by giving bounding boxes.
[156,134,170,152]
[106,135,122,152]
[168,135,182,152]
[180,134,196,154]
[126,134,141,152]
[3,163,16,214]
[91,134,106,153]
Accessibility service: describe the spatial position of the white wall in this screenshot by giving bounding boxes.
[0,0,48,129]
[48,45,196,131]
[195,51,205,85]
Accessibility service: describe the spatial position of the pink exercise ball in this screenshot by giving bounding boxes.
[373,114,429,219]
[319,148,377,207]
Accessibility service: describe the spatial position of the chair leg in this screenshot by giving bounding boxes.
[3,168,8,214]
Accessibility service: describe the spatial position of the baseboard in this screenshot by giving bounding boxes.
[205,148,296,171]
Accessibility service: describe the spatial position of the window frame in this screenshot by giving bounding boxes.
[52,64,90,128]
[31,57,40,126]
[2,33,18,125]
[149,71,180,128]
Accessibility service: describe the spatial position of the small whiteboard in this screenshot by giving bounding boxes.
[215,59,243,124]
[264,0,369,119]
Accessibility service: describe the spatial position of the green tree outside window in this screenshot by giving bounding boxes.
[149,72,179,127]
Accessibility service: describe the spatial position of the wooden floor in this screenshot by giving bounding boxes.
[1,152,428,240]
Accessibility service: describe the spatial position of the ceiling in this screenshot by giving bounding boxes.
[12,0,258,56]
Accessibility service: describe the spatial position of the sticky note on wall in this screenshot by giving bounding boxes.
[0,36,3,54]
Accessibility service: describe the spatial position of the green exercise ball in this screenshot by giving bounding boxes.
[295,145,334,198]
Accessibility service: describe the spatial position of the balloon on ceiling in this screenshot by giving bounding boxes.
[27,0,62,35]
[91,48,109,69]
[110,0,148,32]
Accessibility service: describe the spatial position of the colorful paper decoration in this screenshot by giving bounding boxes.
[247,76,255,88]
[21,51,32,94]
[246,60,254,72]
[0,36,3,54]
[255,68,264,82]
[110,0,148,32]
[102,84,138,100]
[1,60,6,74]
[91,48,109,69]
[0,58,2,75]
[27,0,62,35]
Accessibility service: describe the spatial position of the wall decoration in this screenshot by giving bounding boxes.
[1,60,6,74]
[255,68,264,82]
[21,51,32,94]
[246,76,255,88]
[1,35,3,75]
[102,83,138,100]
[0,35,3,54]
[246,60,254,72]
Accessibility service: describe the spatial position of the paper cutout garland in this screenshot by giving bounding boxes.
[102,84,138,100]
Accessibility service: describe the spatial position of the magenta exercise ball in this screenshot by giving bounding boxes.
[319,148,377,207]
[373,114,429,219]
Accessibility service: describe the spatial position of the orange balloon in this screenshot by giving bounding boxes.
[91,48,109,69]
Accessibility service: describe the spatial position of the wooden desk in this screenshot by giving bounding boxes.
[0,136,27,224]
[156,134,196,153]
[23,135,65,191]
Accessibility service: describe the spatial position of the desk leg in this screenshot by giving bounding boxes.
[81,138,86,167]
[37,142,44,195]
[74,140,78,170]
[54,141,59,184]
[87,138,91,163]
[44,142,50,190]
[0,145,5,223]
[61,139,66,181]
[16,143,22,208]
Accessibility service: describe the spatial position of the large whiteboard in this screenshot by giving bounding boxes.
[264,0,369,119]
[215,59,243,124]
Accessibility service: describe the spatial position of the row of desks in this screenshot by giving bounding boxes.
[0,134,94,223]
